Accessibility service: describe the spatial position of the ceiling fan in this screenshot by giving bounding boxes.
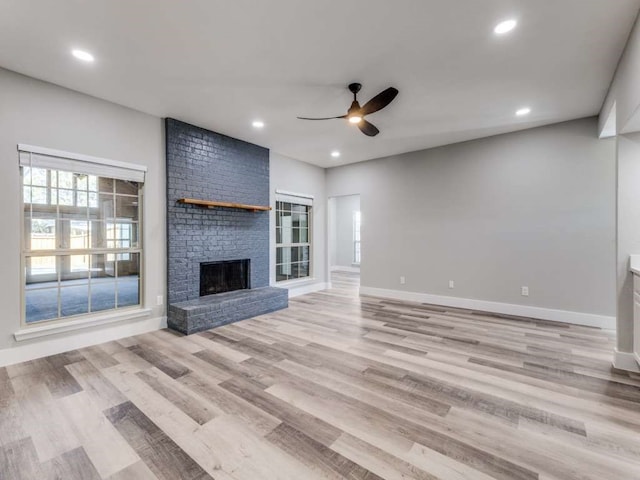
[297,83,399,137]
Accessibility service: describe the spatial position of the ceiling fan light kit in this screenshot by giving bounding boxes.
[297,82,398,137]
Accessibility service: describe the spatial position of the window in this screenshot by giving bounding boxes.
[20,145,145,325]
[353,210,361,265]
[275,193,312,282]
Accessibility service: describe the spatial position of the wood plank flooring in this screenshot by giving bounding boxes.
[2,272,640,479]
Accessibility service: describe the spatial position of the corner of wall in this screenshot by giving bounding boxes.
[613,348,640,372]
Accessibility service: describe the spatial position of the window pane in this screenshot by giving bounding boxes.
[301,246,310,262]
[30,219,56,250]
[117,253,140,307]
[88,192,98,209]
[23,167,32,185]
[279,202,291,212]
[70,221,90,249]
[99,193,115,219]
[281,228,292,244]
[27,255,57,276]
[276,263,292,282]
[115,180,139,195]
[98,177,114,193]
[58,255,90,281]
[280,246,293,264]
[31,187,47,204]
[25,287,58,323]
[58,189,73,206]
[300,228,308,243]
[292,228,300,243]
[70,254,90,273]
[90,221,107,248]
[105,221,139,249]
[76,174,88,190]
[60,284,89,317]
[116,195,139,221]
[77,191,88,207]
[58,171,73,189]
[31,168,48,186]
[280,212,292,229]
[90,254,116,312]
[298,261,310,278]
[23,186,31,203]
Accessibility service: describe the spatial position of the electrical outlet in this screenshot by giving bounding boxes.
[521,286,529,297]
[157,295,164,306]
[400,276,406,285]
[448,280,455,289]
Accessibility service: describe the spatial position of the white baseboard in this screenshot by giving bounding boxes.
[287,282,330,298]
[613,349,640,372]
[0,315,167,367]
[359,286,616,330]
[330,266,360,273]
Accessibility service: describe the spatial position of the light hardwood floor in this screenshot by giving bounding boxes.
[1,272,640,479]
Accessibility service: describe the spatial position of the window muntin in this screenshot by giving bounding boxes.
[22,167,142,324]
[275,200,311,282]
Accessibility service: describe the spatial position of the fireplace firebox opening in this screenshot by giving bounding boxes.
[200,259,250,296]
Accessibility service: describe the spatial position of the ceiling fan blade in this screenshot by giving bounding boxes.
[358,119,380,137]
[359,87,399,116]
[297,115,346,120]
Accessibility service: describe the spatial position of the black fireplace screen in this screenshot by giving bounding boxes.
[200,259,250,296]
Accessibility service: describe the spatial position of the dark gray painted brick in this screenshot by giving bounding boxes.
[165,118,287,333]
[167,287,288,335]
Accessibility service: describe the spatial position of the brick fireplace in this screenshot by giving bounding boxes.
[165,118,287,334]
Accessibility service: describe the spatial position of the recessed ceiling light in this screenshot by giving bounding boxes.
[252,120,264,129]
[71,49,95,62]
[494,19,517,35]
[331,151,341,158]
[516,107,531,116]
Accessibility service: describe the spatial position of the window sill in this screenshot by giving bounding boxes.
[14,307,153,342]
[276,277,317,287]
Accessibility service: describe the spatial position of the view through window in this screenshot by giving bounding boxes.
[275,198,311,281]
[22,166,142,324]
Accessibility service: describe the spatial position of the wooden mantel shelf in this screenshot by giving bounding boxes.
[177,198,271,212]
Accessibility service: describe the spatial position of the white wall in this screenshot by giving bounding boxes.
[327,117,616,325]
[616,133,640,356]
[600,11,640,135]
[270,152,328,295]
[0,68,165,360]
[331,194,360,269]
[598,13,640,369]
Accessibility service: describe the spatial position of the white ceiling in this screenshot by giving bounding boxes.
[0,0,638,167]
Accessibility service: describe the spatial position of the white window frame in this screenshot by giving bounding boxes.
[18,144,147,332]
[275,190,313,283]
